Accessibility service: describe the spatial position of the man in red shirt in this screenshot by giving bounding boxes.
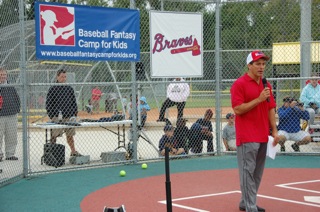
[91,86,102,113]
[231,50,279,212]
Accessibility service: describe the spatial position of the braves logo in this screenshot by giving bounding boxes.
[40,5,75,46]
[152,33,201,56]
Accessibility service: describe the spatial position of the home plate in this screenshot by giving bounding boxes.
[304,196,320,204]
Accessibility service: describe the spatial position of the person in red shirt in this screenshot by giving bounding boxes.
[91,86,102,113]
[231,50,279,212]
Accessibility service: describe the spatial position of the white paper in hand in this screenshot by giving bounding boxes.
[266,136,277,159]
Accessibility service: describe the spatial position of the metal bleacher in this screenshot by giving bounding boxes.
[308,118,320,142]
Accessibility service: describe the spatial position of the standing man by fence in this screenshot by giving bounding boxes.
[0,68,20,161]
[231,50,279,212]
[46,69,82,157]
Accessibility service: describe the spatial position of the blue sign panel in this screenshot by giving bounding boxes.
[35,2,140,61]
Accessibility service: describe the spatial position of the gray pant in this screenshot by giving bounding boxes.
[306,107,319,125]
[237,142,267,212]
[0,115,18,158]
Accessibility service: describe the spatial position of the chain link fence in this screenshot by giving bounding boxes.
[1,0,320,187]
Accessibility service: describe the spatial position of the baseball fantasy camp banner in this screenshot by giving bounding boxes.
[35,2,140,61]
[150,11,203,78]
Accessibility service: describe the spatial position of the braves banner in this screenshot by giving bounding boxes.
[150,11,203,77]
[35,2,140,61]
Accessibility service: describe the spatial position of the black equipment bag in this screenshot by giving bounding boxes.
[43,143,65,167]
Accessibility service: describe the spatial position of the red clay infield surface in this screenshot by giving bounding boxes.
[81,168,320,211]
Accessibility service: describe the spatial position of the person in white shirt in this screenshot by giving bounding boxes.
[157,78,190,122]
[299,75,320,129]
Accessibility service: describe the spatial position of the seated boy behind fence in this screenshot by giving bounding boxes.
[174,118,189,153]
[159,125,185,156]
[194,109,214,153]
[188,122,204,154]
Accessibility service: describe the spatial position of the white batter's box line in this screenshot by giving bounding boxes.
[257,194,320,208]
[159,189,320,211]
[161,190,241,202]
[276,179,320,194]
[158,190,241,212]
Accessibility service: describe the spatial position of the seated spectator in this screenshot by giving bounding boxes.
[222,113,236,151]
[159,125,185,156]
[188,122,203,154]
[193,109,214,153]
[278,96,311,152]
[174,118,189,153]
[300,75,320,132]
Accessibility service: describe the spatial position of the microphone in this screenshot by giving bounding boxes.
[262,77,270,102]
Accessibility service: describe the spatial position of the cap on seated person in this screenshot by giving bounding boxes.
[226,113,234,119]
[283,96,294,103]
[190,123,202,133]
[246,50,270,64]
[164,125,174,132]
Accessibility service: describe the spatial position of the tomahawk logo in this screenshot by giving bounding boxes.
[171,38,201,56]
[39,4,75,46]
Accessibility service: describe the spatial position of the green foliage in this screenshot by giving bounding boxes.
[312,0,320,40]
[26,0,35,20]
[0,0,19,27]
[203,12,215,50]
[220,0,302,49]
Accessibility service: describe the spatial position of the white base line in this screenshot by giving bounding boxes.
[276,179,320,194]
[257,194,320,208]
[158,187,320,211]
[171,203,210,212]
[172,190,241,202]
[158,191,240,211]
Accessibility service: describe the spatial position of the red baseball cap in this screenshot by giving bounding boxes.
[246,50,270,64]
[226,113,234,119]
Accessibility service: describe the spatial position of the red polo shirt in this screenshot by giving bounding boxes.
[231,73,276,146]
